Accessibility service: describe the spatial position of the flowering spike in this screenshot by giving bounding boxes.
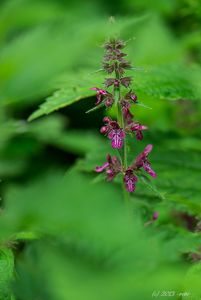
[91,38,157,194]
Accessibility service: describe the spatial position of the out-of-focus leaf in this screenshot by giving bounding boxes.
[28,114,104,155]
[0,248,14,300]
[134,64,201,101]
[138,173,165,200]
[28,83,95,121]
[3,169,198,300]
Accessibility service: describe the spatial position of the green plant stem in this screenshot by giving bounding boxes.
[115,72,127,170]
[114,69,129,204]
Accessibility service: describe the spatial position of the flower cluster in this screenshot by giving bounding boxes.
[91,38,156,192]
[96,144,156,192]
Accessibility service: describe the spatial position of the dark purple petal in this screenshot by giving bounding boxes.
[90,87,99,91]
[110,120,120,129]
[124,170,138,192]
[120,76,132,88]
[125,91,138,103]
[143,162,156,178]
[125,179,135,192]
[105,97,114,107]
[123,109,133,123]
[108,129,125,149]
[136,131,143,140]
[130,123,148,131]
[130,93,137,102]
[119,61,132,70]
[134,144,154,170]
[95,162,109,173]
[96,94,102,105]
[152,211,159,220]
[106,169,115,181]
[91,88,108,106]
[102,63,115,73]
[90,87,107,95]
[100,126,108,134]
[144,144,153,155]
[103,116,111,123]
[104,78,115,87]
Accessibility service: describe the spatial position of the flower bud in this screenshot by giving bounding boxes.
[100,126,108,134]
[103,116,110,123]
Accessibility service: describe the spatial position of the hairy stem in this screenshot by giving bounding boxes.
[114,67,130,203]
[115,69,127,171]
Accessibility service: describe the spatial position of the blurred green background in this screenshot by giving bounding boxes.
[0,0,201,299]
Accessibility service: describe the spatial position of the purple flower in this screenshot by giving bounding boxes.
[152,211,159,221]
[119,60,132,70]
[104,78,120,88]
[102,63,115,74]
[104,77,132,88]
[129,122,148,140]
[90,87,108,105]
[120,76,132,87]
[108,129,125,149]
[95,154,122,181]
[120,100,134,123]
[100,117,125,149]
[105,97,114,107]
[124,169,138,192]
[91,38,157,194]
[90,87,114,107]
[134,144,157,178]
[125,90,138,103]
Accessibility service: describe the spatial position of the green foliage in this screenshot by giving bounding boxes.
[1,170,200,300]
[28,73,98,121]
[0,0,201,299]
[0,248,14,300]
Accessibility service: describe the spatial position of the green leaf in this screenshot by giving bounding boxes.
[134,64,201,101]
[138,173,165,200]
[0,248,14,300]
[28,73,98,121]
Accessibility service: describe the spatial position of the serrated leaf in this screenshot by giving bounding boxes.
[28,86,95,121]
[134,64,201,101]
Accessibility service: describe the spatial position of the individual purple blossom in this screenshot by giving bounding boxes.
[108,129,125,149]
[95,154,122,181]
[134,144,157,178]
[125,90,138,103]
[129,122,148,140]
[90,87,114,107]
[104,78,120,88]
[124,169,138,192]
[120,76,132,87]
[90,87,108,105]
[144,211,159,227]
[152,211,159,221]
[105,97,114,107]
[120,100,134,123]
[100,117,125,149]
